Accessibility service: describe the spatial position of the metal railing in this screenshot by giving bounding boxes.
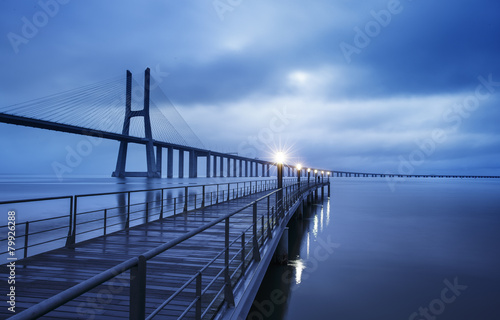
[0,178,301,261]
[9,179,329,320]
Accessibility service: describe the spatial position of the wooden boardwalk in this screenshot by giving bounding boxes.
[1,190,279,319]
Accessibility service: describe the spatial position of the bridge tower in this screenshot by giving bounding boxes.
[112,68,160,178]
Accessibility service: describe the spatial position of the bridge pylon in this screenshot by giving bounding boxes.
[112,68,160,178]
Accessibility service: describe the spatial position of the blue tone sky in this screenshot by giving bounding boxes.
[1,0,499,177]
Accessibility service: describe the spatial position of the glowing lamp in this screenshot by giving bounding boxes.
[275,152,285,164]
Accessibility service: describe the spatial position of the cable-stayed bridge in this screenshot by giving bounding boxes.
[0,68,321,179]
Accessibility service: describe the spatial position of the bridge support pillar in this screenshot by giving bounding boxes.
[112,69,160,178]
[227,158,231,177]
[233,158,237,177]
[250,161,254,177]
[156,146,162,177]
[220,157,224,177]
[245,161,248,177]
[213,156,217,177]
[167,147,173,178]
[267,164,270,177]
[239,160,243,177]
[274,227,289,264]
[206,153,211,178]
[178,150,184,178]
[189,150,197,178]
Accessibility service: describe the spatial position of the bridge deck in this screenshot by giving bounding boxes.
[2,190,278,319]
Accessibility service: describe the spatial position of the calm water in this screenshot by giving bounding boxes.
[249,178,500,320]
[0,176,273,202]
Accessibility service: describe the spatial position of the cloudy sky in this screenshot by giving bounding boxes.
[1,0,499,177]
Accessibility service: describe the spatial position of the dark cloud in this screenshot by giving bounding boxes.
[0,0,499,176]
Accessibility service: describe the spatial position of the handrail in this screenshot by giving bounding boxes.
[0,178,288,259]
[10,180,328,320]
[8,187,282,320]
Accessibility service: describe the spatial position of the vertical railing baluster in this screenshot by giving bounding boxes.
[160,189,164,219]
[261,215,264,246]
[196,272,202,320]
[252,203,261,262]
[66,196,74,247]
[104,209,107,236]
[241,232,246,275]
[72,196,77,244]
[225,218,235,305]
[126,192,131,229]
[145,202,149,222]
[184,187,188,212]
[130,255,146,320]
[267,197,272,238]
[24,221,29,259]
[202,185,205,208]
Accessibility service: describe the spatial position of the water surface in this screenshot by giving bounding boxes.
[249,178,500,320]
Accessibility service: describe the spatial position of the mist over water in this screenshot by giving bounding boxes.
[249,178,500,320]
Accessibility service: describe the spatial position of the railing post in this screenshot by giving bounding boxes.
[196,272,202,320]
[104,209,107,236]
[272,206,277,227]
[211,192,213,206]
[24,221,29,259]
[241,232,246,275]
[126,192,131,229]
[65,196,74,247]
[194,194,197,210]
[261,215,264,246]
[225,218,235,306]
[160,189,164,219]
[202,185,205,208]
[252,203,261,262]
[145,202,149,222]
[267,197,272,238]
[227,183,230,201]
[130,255,146,320]
[184,186,188,212]
[173,197,177,216]
[216,185,219,204]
